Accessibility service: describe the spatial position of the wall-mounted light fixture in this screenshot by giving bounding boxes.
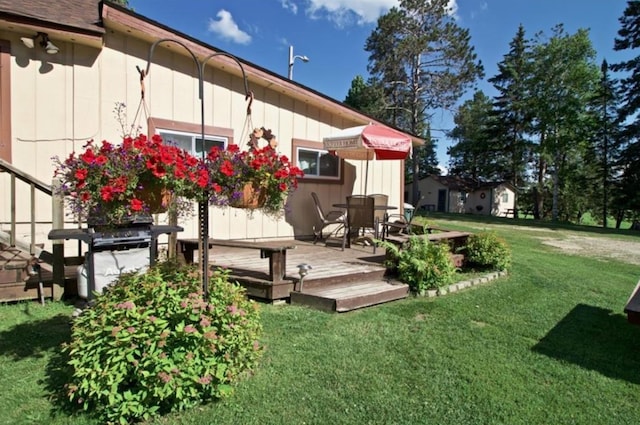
[20,32,59,55]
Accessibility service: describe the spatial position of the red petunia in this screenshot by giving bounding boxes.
[74,168,88,181]
[220,160,234,177]
[130,198,144,211]
[95,155,108,166]
[100,186,115,201]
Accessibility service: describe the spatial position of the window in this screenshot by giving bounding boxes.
[501,192,509,203]
[158,129,227,156]
[148,117,234,156]
[293,139,343,183]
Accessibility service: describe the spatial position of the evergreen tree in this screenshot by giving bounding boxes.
[364,0,483,202]
[527,25,600,221]
[611,1,640,225]
[447,91,496,180]
[487,25,533,216]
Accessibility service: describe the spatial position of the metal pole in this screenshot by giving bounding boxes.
[143,39,252,299]
[288,45,294,80]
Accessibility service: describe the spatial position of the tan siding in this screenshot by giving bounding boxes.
[3,17,408,244]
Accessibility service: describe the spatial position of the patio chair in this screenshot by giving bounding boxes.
[311,192,346,244]
[368,193,389,237]
[342,195,378,253]
[382,196,423,238]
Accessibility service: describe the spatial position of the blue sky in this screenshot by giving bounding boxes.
[128,0,632,170]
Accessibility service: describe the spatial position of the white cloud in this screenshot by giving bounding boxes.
[280,0,299,14]
[298,0,458,27]
[207,10,252,45]
[306,0,399,26]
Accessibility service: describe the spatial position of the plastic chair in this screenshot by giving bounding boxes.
[342,195,378,253]
[311,192,346,244]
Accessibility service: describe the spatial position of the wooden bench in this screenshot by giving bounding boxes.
[624,280,640,325]
[176,238,296,283]
[502,209,533,218]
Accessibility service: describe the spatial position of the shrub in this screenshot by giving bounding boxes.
[463,231,512,271]
[380,236,456,294]
[62,261,262,424]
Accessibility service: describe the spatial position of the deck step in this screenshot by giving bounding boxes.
[290,279,409,312]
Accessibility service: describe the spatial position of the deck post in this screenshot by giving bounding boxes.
[51,179,65,295]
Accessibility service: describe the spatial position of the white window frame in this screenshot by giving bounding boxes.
[296,146,341,181]
[158,129,228,156]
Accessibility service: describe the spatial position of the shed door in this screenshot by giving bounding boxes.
[437,189,447,212]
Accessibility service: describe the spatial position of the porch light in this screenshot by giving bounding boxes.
[21,32,59,55]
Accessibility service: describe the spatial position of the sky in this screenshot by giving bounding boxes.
[128,0,633,171]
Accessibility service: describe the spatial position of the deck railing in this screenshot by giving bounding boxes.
[0,158,53,254]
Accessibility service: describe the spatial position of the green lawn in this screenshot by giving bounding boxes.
[1,217,640,425]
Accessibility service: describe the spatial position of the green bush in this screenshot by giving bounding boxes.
[463,231,512,271]
[381,236,456,294]
[62,260,263,424]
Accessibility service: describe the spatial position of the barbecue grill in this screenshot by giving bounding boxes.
[49,220,182,300]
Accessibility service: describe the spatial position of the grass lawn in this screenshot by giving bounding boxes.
[1,217,640,424]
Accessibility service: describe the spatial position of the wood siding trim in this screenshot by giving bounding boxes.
[148,117,234,144]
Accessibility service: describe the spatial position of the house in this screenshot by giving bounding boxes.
[0,0,422,252]
[406,175,516,216]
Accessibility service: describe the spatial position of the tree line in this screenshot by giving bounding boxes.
[344,0,640,228]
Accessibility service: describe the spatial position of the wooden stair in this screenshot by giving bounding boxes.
[289,269,409,312]
[0,241,72,304]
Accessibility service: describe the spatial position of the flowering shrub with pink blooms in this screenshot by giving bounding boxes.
[62,260,262,423]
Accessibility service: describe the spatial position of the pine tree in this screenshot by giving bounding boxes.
[487,25,533,216]
[611,1,640,225]
[364,0,483,202]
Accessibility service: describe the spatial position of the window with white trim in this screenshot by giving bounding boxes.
[296,147,340,180]
[158,129,228,156]
[501,192,509,203]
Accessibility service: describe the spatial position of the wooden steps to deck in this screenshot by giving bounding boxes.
[207,240,410,312]
[290,278,409,312]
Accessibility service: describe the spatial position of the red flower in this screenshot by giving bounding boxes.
[130,198,143,211]
[220,160,234,177]
[95,155,108,166]
[100,186,115,201]
[74,168,88,181]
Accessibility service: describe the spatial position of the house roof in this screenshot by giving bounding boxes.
[0,0,104,35]
[0,0,423,148]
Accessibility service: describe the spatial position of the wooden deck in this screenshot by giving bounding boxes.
[206,239,409,312]
[1,238,410,312]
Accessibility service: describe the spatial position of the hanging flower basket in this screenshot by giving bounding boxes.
[138,184,173,214]
[52,134,207,227]
[230,182,266,209]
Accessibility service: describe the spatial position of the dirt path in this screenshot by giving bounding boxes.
[459,222,640,265]
[539,235,640,265]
